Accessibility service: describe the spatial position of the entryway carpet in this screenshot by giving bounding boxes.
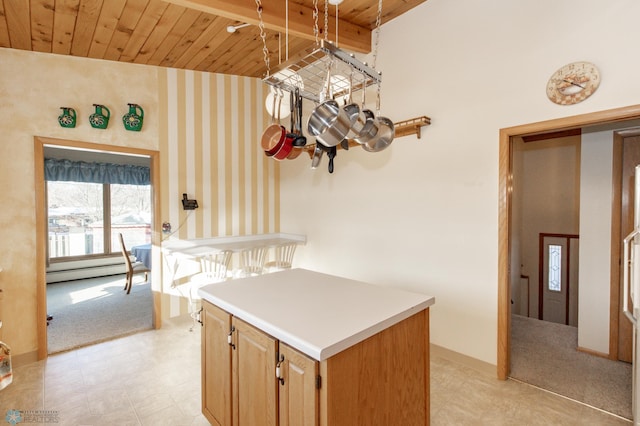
[46,275,153,354]
[510,314,632,420]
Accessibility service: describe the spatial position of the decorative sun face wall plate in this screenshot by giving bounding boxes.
[546,61,600,105]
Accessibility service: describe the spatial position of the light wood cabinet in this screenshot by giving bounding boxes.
[232,316,278,426]
[201,300,232,426]
[202,302,316,426]
[278,342,319,426]
[202,300,430,426]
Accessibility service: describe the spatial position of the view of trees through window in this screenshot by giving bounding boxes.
[48,181,151,258]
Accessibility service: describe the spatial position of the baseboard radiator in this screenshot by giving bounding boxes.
[46,257,126,283]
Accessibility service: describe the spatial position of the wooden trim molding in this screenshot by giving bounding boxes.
[34,136,162,360]
[497,104,640,380]
[609,133,623,360]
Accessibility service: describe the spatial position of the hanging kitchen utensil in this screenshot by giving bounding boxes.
[327,145,337,174]
[262,91,286,156]
[361,116,394,152]
[269,89,299,161]
[286,89,306,159]
[343,71,363,140]
[362,79,395,152]
[272,89,298,160]
[292,88,307,147]
[353,79,378,144]
[307,63,354,147]
[265,88,291,119]
[311,143,324,169]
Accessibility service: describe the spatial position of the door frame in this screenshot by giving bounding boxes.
[497,103,640,380]
[34,136,162,360]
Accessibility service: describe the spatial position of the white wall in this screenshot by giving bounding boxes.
[280,0,640,365]
[512,137,581,319]
[578,130,614,354]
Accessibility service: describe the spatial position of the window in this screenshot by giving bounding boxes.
[548,244,562,292]
[48,181,150,259]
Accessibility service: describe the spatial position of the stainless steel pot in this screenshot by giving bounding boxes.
[311,144,324,169]
[352,79,378,144]
[307,67,355,147]
[361,116,395,152]
[308,100,353,147]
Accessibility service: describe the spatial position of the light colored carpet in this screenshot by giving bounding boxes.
[46,274,153,354]
[510,314,632,420]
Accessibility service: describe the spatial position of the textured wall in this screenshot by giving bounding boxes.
[0,49,158,357]
[0,48,276,357]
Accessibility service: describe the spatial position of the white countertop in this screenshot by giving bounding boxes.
[163,233,306,257]
[198,268,435,361]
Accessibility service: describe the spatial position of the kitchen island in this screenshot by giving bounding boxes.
[199,268,435,426]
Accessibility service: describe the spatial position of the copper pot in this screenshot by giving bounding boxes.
[261,92,286,156]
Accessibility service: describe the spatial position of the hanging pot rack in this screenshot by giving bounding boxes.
[263,39,381,104]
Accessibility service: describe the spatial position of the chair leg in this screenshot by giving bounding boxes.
[126,274,132,294]
[124,272,130,292]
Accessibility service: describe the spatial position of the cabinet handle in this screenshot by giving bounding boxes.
[276,353,285,385]
[228,326,236,349]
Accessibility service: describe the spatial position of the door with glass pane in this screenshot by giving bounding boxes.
[540,234,579,326]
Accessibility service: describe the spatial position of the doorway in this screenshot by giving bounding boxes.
[498,106,640,417]
[498,104,640,380]
[34,136,162,360]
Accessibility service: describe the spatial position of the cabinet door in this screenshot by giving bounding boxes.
[232,317,278,426]
[278,343,319,426]
[201,302,232,426]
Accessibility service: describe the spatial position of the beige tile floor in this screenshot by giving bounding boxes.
[0,315,631,425]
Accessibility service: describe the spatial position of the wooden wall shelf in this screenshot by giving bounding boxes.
[394,116,431,139]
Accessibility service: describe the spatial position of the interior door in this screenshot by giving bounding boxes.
[540,234,579,326]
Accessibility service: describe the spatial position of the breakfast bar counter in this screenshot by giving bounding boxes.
[198,268,435,426]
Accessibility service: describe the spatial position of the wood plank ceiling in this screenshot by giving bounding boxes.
[0,0,426,78]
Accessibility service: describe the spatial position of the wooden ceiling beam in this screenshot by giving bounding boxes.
[162,0,372,53]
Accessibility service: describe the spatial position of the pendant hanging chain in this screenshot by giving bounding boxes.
[313,0,319,45]
[373,0,383,113]
[335,4,339,47]
[255,0,270,76]
[324,0,329,41]
[372,0,383,70]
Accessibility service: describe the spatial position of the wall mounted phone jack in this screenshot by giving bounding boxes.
[182,193,199,210]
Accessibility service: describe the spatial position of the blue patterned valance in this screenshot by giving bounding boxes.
[44,158,150,185]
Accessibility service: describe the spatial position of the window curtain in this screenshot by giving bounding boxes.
[44,158,150,185]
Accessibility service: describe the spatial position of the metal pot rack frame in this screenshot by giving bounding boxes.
[262,41,432,160]
[263,40,381,103]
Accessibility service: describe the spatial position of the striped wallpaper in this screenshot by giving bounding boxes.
[158,68,279,318]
